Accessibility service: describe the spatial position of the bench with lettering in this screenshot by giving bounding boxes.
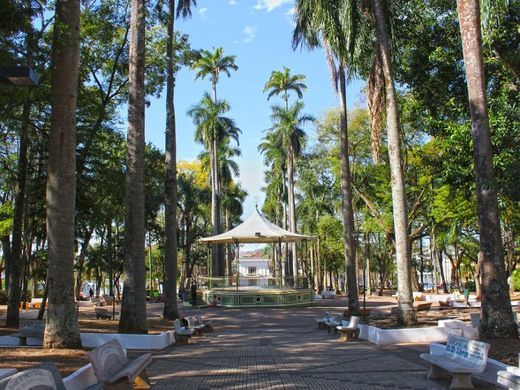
[0,362,102,390]
[13,319,45,346]
[88,339,152,389]
[420,334,490,389]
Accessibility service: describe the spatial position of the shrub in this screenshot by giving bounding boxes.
[465,280,477,292]
[0,290,7,305]
[511,269,520,291]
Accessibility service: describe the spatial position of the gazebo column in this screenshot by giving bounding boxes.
[235,240,240,291]
[278,239,282,289]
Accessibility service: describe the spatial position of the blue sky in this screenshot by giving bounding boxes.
[144,0,366,219]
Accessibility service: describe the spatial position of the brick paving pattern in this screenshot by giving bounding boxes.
[147,299,498,389]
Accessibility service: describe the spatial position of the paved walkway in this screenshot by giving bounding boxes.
[147,299,497,389]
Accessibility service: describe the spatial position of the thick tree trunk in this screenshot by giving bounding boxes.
[163,0,179,321]
[44,0,81,348]
[457,0,516,338]
[338,66,360,314]
[119,0,148,334]
[372,0,416,325]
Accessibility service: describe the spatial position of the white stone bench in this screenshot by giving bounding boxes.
[315,312,339,329]
[498,365,520,390]
[336,316,360,341]
[420,334,490,389]
[188,316,213,336]
[324,314,343,333]
[0,362,102,390]
[13,319,45,346]
[94,307,118,320]
[88,338,152,389]
[321,290,335,299]
[174,318,194,344]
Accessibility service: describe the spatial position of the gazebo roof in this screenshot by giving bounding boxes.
[199,208,316,244]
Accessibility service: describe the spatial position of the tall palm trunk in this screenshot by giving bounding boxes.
[210,141,223,276]
[119,0,148,334]
[372,0,416,325]
[210,81,224,277]
[456,0,516,338]
[44,0,81,348]
[338,66,359,313]
[286,148,297,284]
[163,0,179,321]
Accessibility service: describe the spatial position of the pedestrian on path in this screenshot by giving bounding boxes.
[191,281,197,307]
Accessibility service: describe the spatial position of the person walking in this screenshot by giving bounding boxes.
[191,281,197,307]
[89,287,94,301]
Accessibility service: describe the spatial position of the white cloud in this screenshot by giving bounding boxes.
[254,0,292,12]
[285,6,295,16]
[228,0,237,4]
[243,25,256,43]
[198,7,208,18]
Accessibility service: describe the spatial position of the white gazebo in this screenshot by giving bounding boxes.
[199,208,316,289]
[198,208,317,307]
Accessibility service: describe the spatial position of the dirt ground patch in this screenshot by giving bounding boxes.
[0,314,174,376]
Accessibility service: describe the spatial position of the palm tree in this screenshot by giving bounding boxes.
[258,130,287,227]
[370,0,416,325]
[263,67,307,111]
[292,0,362,312]
[44,0,82,348]
[119,0,148,334]
[263,68,307,283]
[162,0,197,322]
[192,48,238,276]
[269,102,314,283]
[456,0,516,338]
[188,93,240,276]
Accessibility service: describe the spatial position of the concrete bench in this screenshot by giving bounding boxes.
[174,318,194,344]
[12,319,45,346]
[0,362,102,390]
[321,290,335,299]
[315,312,338,329]
[88,339,152,389]
[324,314,343,333]
[415,302,433,311]
[336,316,360,341]
[94,307,118,320]
[497,365,520,390]
[188,316,213,336]
[420,334,490,389]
